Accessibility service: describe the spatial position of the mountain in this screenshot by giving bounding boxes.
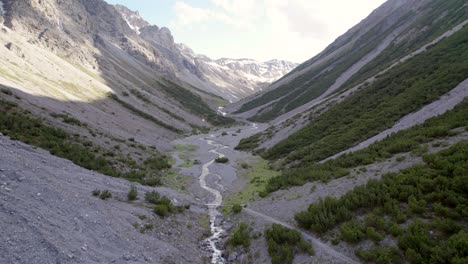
[232,0,467,153]
[229,1,467,262]
[114,4,298,102]
[1,0,467,263]
[233,0,468,179]
[0,0,239,151]
[230,0,467,121]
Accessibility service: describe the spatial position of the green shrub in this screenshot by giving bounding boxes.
[145,177,162,187]
[145,191,161,204]
[232,203,242,213]
[228,222,251,250]
[396,156,406,162]
[128,185,138,201]
[340,220,366,243]
[355,246,402,264]
[145,191,177,217]
[92,189,101,196]
[154,204,170,217]
[99,190,112,200]
[366,227,384,242]
[215,157,229,163]
[265,224,314,264]
[1,88,12,95]
[388,223,404,237]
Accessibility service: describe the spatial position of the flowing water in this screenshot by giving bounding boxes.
[198,123,259,263]
[199,138,228,263]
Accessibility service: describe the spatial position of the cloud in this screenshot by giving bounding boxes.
[172,1,234,28]
[170,0,386,62]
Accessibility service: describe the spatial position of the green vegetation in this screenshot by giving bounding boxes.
[232,203,242,213]
[157,80,234,126]
[265,224,314,264]
[50,112,86,127]
[180,160,194,168]
[108,92,182,133]
[144,191,185,218]
[340,0,468,94]
[175,144,198,152]
[1,88,13,95]
[0,99,171,185]
[128,185,138,201]
[162,169,191,194]
[224,158,280,208]
[234,0,466,122]
[264,26,468,164]
[214,157,229,163]
[355,246,402,264]
[263,101,468,193]
[294,142,468,263]
[128,88,186,122]
[99,190,112,200]
[92,189,101,197]
[227,222,251,250]
[235,133,261,151]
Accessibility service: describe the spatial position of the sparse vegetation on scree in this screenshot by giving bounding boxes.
[239,25,468,193]
[157,79,235,126]
[295,142,468,263]
[144,191,187,218]
[263,25,468,164]
[0,98,171,185]
[128,185,138,201]
[263,101,468,193]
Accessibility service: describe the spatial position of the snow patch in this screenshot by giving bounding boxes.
[122,16,140,34]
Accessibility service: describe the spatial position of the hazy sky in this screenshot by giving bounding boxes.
[104,0,386,63]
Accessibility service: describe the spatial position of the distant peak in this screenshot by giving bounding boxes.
[114,4,150,34]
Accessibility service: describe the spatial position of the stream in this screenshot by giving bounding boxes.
[200,137,228,264]
[198,123,259,263]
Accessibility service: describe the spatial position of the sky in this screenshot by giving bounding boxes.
[104,0,387,63]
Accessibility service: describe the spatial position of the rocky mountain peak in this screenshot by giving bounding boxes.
[114,4,149,34]
[111,4,298,102]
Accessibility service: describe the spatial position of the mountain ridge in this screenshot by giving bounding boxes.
[114,4,298,102]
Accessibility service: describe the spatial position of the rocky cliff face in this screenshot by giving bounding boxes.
[0,0,234,151]
[185,56,298,102]
[115,4,298,102]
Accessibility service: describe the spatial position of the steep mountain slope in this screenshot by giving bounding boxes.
[237,17,468,162]
[0,134,205,264]
[115,4,298,102]
[231,0,467,121]
[0,0,234,151]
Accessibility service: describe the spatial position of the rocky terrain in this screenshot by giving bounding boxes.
[228,0,466,121]
[0,133,206,264]
[115,5,298,102]
[0,0,467,263]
